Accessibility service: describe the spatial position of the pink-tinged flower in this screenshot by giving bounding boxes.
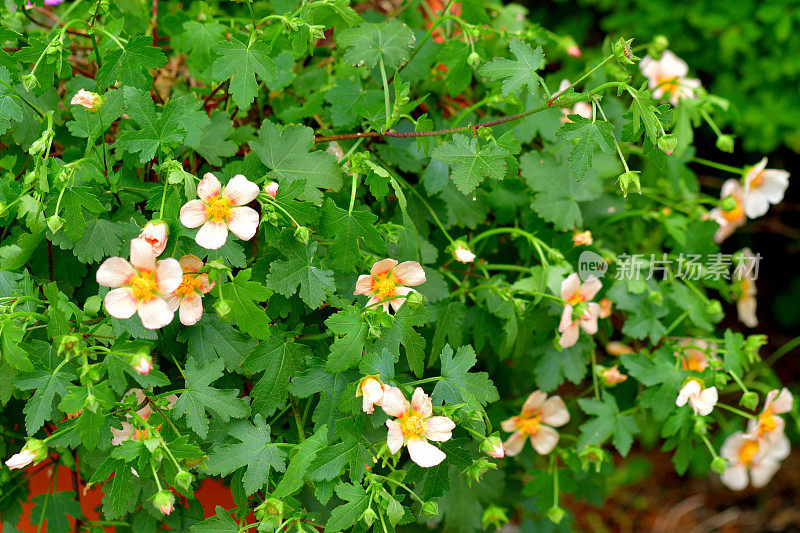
[163,255,215,326]
[357,376,385,414]
[70,89,100,111]
[264,181,279,198]
[487,443,505,458]
[572,230,593,247]
[179,173,260,250]
[709,180,746,244]
[502,391,569,456]
[96,239,183,330]
[678,339,710,372]
[382,387,454,467]
[598,297,613,319]
[746,388,793,443]
[138,221,168,256]
[133,354,152,375]
[453,244,475,264]
[600,365,627,386]
[720,431,789,490]
[354,259,426,313]
[558,273,602,349]
[567,45,581,58]
[742,158,789,219]
[5,448,36,470]
[111,389,178,445]
[733,248,758,328]
[482,436,505,459]
[558,80,593,124]
[676,379,717,416]
[153,490,176,516]
[639,50,701,106]
[605,341,633,356]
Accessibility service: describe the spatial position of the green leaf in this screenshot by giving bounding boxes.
[0,67,23,136]
[241,336,309,416]
[96,36,168,90]
[555,115,616,180]
[438,40,473,96]
[320,198,386,272]
[212,37,277,109]
[186,314,258,371]
[218,269,271,340]
[190,506,240,533]
[309,435,371,483]
[478,39,545,97]
[266,236,335,309]
[57,186,105,242]
[533,339,590,392]
[626,83,662,144]
[30,492,83,533]
[324,78,383,128]
[577,392,639,456]
[249,121,343,203]
[371,296,428,377]
[326,482,371,532]
[289,358,354,429]
[432,344,498,409]
[14,367,73,435]
[15,37,71,88]
[723,329,747,376]
[273,427,328,498]
[431,134,509,195]
[66,88,125,142]
[116,86,187,163]
[1,321,33,372]
[173,357,250,438]
[338,19,415,71]
[72,219,123,263]
[324,306,369,372]
[206,415,287,495]
[190,110,237,166]
[179,21,226,75]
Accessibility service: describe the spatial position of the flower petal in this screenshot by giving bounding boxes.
[129,238,156,273]
[354,274,375,296]
[750,458,780,488]
[386,419,404,454]
[381,386,409,418]
[179,293,204,326]
[223,174,260,206]
[530,425,559,455]
[770,388,793,414]
[743,190,770,218]
[501,416,520,433]
[197,172,222,200]
[389,286,414,312]
[522,391,547,417]
[179,254,203,273]
[105,287,137,319]
[720,432,746,462]
[180,200,208,228]
[503,431,526,457]
[155,258,183,294]
[393,261,426,286]
[694,386,718,416]
[720,464,749,490]
[577,276,602,301]
[558,323,579,348]
[163,292,180,312]
[540,396,570,427]
[410,387,433,418]
[371,259,398,278]
[759,170,789,204]
[197,273,215,294]
[558,305,574,333]
[424,416,455,442]
[195,220,229,250]
[561,273,581,300]
[137,297,174,330]
[96,257,136,288]
[227,206,260,241]
[406,438,446,467]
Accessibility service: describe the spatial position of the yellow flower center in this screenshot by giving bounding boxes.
[656,75,680,96]
[373,273,398,301]
[403,415,426,438]
[568,294,585,306]
[519,414,541,436]
[738,439,760,465]
[750,171,764,189]
[130,272,159,301]
[758,410,778,435]
[205,195,232,222]
[682,356,704,372]
[174,273,202,298]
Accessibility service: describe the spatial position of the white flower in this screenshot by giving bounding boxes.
[382,387,454,467]
[96,239,183,330]
[133,355,151,374]
[558,274,602,348]
[138,221,168,256]
[733,248,758,328]
[742,158,789,218]
[708,179,746,244]
[676,379,717,416]
[264,181,279,198]
[179,173,260,250]
[357,376,385,414]
[558,80,593,124]
[354,259,426,313]
[70,89,101,111]
[453,244,475,263]
[5,448,36,470]
[746,388,793,443]
[163,255,215,326]
[639,50,701,106]
[720,431,789,490]
[678,339,710,372]
[501,391,569,456]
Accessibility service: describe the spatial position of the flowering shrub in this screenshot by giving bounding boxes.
[0,0,795,531]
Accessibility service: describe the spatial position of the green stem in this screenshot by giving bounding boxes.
[404,376,442,386]
[699,433,720,459]
[348,172,358,214]
[390,172,454,243]
[762,335,800,367]
[548,54,614,104]
[715,402,755,420]
[691,156,744,175]
[149,461,163,492]
[590,348,600,400]
[728,370,750,395]
[379,57,392,131]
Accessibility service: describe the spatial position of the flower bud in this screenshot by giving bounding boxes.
[481,435,505,459]
[739,391,759,411]
[467,52,481,67]
[422,501,439,517]
[138,221,168,256]
[713,373,729,388]
[572,230,593,247]
[616,170,641,197]
[716,134,735,153]
[481,504,509,530]
[47,215,65,234]
[605,341,633,356]
[70,89,103,112]
[357,376,384,414]
[58,334,80,355]
[22,73,38,92]
[647,291,663,306]
[600,365,628,386]
[657,134,678,155]
[651,35,669,56]
[705,299,723,317]
[567,45,581,58]
[85,394,100,414]
[153,490,175,515]
[360,508,378,527]
[264,181,279,198]
[174,470,194,491]
[294,225,311,244]
[612,37,637,66]
[710,456,728,474]
[452,241,476,263]
[4,439,47,470]
[215,298,232,319]
[132,352,152,375]
[744,334,767,363]
[547,505,566,524]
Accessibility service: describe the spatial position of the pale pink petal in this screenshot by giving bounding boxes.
[163,292,180,312]
[540,396,570,427]
[720,432,746,462]
[360,379,384,414]
[393,261,426,286]
[424,416,455,442]
[381,386,409,418]
[759,171,789,204]
[770,388,793,414]
[410,387,432,418]
[720,464,749,490]
[180,200,208,228]
[155,258,183,294]
[750,459,780,488]
[137,298,174,330]
[195,220,229,250]
[406,438,446,467]
[386,419,404,454]
[129,238,156,273]
[227,206,259,241]
[179,294,204,326]
[96,257,136,288]
[744,158,769,188]
[737,296,758,328]
[196,274,214,294]
[676,381,701,407]
[110,421,133,446]
[577,276,602,300]
[105,287,137,319]
[579,315,599,335]
[530,425,559,455]
[761,434,791,462]
[560,273,581,300]
[370,259,398,278]
[222,174,260,206]
[558,305,574,333]
[179,254,203,273]
[521,391,547,417]
[5,449,36,469]
[743,190,770,219]
[558,323,579,348]
[694,386,718,416]
[501,416,520,433]
[197,173,222,200]
[139,222,168,256]
[659,51,689,78]
[367,295,391,313]
[503,431,526,457]
[721,179,743,199]
[389,286,414,312]
[354,275,375,296]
